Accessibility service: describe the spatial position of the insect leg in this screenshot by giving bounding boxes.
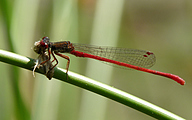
[40,47,51,65]
[54,52,70,73]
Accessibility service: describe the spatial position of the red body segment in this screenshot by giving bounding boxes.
[70,50,185,85]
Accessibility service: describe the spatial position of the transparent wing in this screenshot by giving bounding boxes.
[73,44,156,68]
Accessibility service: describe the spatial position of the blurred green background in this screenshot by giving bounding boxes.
[0,0,191,120]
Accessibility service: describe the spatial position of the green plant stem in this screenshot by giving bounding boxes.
[0,49,185,120]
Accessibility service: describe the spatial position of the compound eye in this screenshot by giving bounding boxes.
[42,36,50,43]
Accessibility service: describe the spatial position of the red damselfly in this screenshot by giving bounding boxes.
[34,36,185,85]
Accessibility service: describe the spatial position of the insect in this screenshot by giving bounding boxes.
[34,36,185,85]
[33,39,54,79]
